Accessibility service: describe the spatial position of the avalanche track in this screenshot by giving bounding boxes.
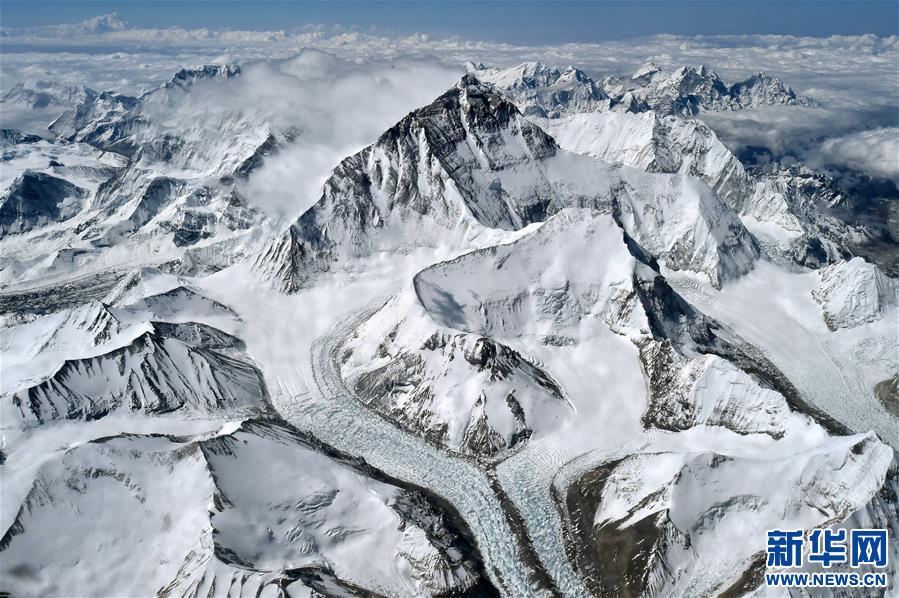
[269,306,591,598]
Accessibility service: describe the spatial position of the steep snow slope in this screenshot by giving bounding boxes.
[42,65,241,151]
[535,110,753,211]
[3,320,269,426]
[0,137,125,193]
[572,433,892,597]
[521,104,873,274]
[2,80,96,110]
[0,267,239,393]
[344,284,572,459]
[1,57,895,598]
[332,207,894,595]
[342,209,781,460]
[744,164,879,269]
[1,171,88,234]
[666,260,899,448]
[1,266,491,596]
[0,65,279,287]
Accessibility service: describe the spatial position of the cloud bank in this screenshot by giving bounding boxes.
[1,14,897,193]
[231,52,459,222]
[809,127,899,185]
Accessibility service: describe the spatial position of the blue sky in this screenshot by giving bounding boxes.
[1,1,897,43]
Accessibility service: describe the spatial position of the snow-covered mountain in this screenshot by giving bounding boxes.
[1,417,490,596]
[0,64,283,287]
[812,257,898,330]
[255,75,758,292]
[470,61,815,119]
[533,110,754,210]
[474,62,891,278]
[2,80,92,116]
[0,265,492,596]
[465,61,611,118]
[601,62,816,117]
[1,58,896,598]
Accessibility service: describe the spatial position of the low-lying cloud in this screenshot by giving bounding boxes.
[807,127,899,185]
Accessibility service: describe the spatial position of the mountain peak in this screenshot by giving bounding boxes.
[162,64,242,92]
[631,61,664,82]
[414,73,539,136]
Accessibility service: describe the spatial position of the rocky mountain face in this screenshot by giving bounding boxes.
[1,171,88,234]
[567,435,893,597]
[812,257,898,330]
[1,416,491,597]
[1,264,492,597]
[1,59,896,598]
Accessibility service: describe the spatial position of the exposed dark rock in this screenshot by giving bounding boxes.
[0,171,87,234]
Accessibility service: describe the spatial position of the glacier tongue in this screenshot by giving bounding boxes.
[1,263,495,597]
[323,204,894,595]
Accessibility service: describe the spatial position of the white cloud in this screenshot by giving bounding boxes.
[0,12,131,37]
[208,51,459,223]
[806,127,899,185]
